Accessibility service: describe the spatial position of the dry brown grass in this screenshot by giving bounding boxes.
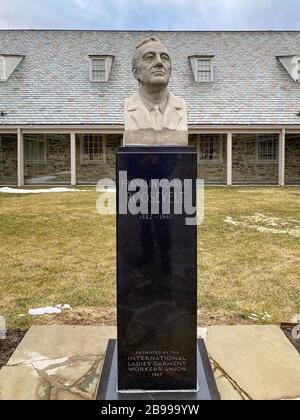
[0,187,299,329]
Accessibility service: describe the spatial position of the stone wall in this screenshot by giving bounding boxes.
[232,134,278,184]
[0,134,18,184]
[285,135,300,185]
[189,134,227,184]
[76,134,122,184]
[24,134,71,184]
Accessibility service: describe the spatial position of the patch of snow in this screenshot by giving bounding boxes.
[248,312,272,322]
[248,317,258,322]
[28,304,72,316]
[0,187,88,194]
[28,307,62,316]
[197,327,208,341]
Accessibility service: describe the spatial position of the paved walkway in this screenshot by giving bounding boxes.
[0,325,299,400]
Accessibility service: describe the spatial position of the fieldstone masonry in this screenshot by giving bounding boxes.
[76,134,122,184]
[24,134,71,185]
[285,135,300,185]
[189,134,227,184]
[0,134,17,184]
[232,134,278,185]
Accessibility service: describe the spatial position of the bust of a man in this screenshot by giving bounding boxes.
[124,37,188,146]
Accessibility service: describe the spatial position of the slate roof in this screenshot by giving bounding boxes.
[0,30,300,127]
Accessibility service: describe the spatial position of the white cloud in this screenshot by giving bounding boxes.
[0,0,299,30]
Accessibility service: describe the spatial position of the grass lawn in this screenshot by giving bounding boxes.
[0,187,299,329]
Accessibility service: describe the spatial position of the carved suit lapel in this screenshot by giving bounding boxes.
[126,93,153,130]
[163,93,184,130]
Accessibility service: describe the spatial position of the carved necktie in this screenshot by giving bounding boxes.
[151,104,163,131]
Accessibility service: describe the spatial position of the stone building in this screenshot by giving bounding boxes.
[0,30,299,186]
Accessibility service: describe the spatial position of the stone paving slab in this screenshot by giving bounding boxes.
[8,325,117,365]
[0,326,117,400]
[0,325,299,400]
[206,325,300,401]
[0,365,50,400]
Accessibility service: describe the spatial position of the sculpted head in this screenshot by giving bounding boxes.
[132,37,172,93]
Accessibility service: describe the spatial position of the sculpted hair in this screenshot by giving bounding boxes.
[132,37,167,69]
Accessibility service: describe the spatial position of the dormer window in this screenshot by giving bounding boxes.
[277,55,300,83]
[197,58,213,82]
[90,55,114,82]
[189,55,214,83]
[91,58,106,81]
[0,55,24,82]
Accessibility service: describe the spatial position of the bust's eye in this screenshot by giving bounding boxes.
[161,54,170,62]
[144,54,154,61]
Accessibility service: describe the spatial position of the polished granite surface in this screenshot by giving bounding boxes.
[117,147,197,391]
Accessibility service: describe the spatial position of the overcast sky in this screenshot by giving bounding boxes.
[0,0,300,30]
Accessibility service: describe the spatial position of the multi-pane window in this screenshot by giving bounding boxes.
[197,59,212,82]
[91,58,106,82]
[199,134,220,161]
[25,139,46,164]
[257,135,278,161]
[81,134,103,162]
[0,57,5,81]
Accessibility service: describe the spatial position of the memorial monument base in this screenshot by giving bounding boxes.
[96,340,220,401]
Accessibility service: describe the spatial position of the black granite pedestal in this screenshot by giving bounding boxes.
[96,340,220,400]
[97,146,219,400]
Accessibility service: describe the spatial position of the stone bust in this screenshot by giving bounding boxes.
[124,37,188,146]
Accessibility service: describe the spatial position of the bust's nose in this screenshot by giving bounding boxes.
[153,54,164,67]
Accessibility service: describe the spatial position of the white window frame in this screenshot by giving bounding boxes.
[25,138,47,165]
[196,58,213,83]
[256,134,278,163]
[197,134,222,163]
[0,56,5,81]
[90,57,107,82]
[80,134,106,164]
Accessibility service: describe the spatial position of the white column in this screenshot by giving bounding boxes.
[103,134,107,164]
[70,132,76,186]
[227,132,232,186]
[279,129,286,187]
[17,128,24,187]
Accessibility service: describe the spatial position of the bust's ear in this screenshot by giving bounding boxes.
[132,67,139,82]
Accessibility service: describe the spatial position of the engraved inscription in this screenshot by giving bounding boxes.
[128,351,187,377]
